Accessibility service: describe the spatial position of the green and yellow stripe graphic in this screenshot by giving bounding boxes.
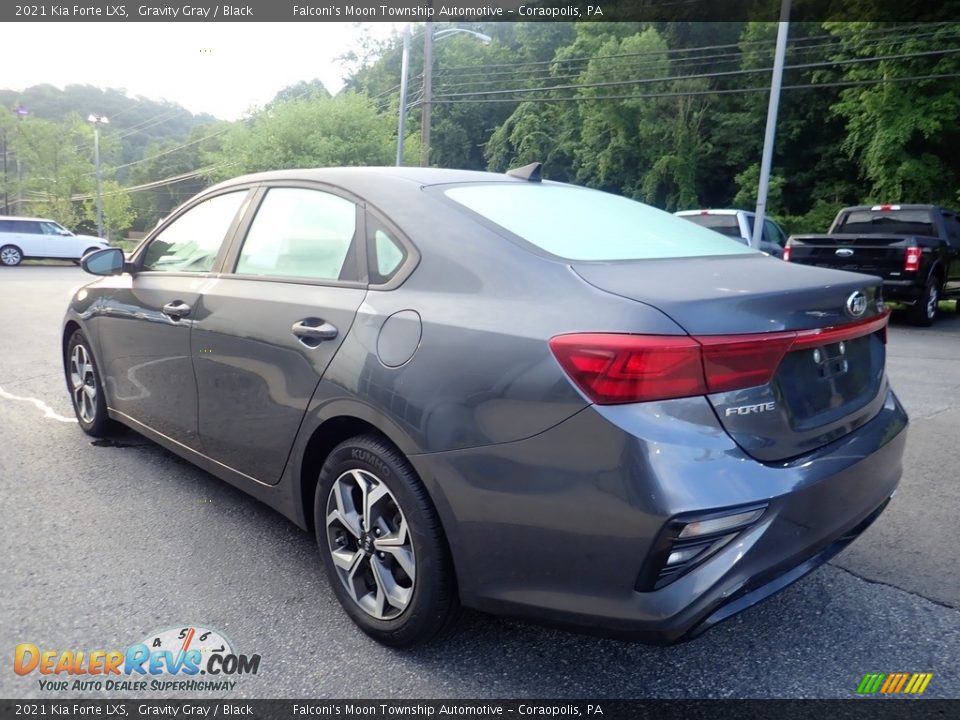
[857,673,933,694]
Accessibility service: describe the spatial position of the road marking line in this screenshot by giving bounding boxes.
[0,386,77,423]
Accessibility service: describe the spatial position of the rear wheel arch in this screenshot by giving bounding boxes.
[299,416,412,533]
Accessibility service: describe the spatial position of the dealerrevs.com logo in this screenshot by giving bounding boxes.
[14,626,261,693]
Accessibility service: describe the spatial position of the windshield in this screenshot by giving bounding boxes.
[836,209,936,236]
[443,184,756,261]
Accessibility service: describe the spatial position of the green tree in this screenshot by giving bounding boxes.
[85,180,136,240]
[209,93,394,179]
[826,22,960,204]
[13,115,94,227]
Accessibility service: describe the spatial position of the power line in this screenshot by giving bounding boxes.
[432,27,960,89]
[69,162,236,201]
[430,71,960,104]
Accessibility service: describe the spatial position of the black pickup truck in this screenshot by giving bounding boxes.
[785,204,960,325]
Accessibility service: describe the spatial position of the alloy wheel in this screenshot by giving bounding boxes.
[927,283,939,321]
[70,344,98,424]
[1,246,21,266]
[325,468,416,620]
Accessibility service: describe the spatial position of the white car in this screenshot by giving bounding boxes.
[674,209,788,258]
[0,216,109,266]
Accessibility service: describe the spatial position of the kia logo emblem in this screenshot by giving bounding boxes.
[836,248,854,257]
[846,291,868,318]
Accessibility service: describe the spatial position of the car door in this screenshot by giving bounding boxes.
[763,218,786,258]
[37,221,76,258]
[94,189,252,448]
[11,219,46,257]
[191,184,368,484]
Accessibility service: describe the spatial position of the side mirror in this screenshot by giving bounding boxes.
[81,247,125,276]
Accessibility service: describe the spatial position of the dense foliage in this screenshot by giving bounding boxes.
[2,21,958,236]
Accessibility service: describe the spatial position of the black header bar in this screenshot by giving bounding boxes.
[4,0,959,23]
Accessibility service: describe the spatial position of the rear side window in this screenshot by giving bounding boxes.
[235,188,359,282]
[366,217,407,285]
[444,184,754,261]
[142,191,248,273]
[5,220,42,234]
[836,209,936,236]
[678,213,745,242]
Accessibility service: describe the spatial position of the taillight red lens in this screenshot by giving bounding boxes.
[550,309,890,405]
[904,246,921,272]
[548,334,706,404]
[783,245,792,261]
[698,334,796,393]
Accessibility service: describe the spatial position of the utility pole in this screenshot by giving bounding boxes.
[752,0,791,249]
[396,24,412,166]
[14,105,29,213]
[88,114,109,239]
[420,19,433,167]
[1,129,8,214]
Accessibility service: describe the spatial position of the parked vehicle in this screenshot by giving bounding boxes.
[674,209,788,258]
[64,166,907,647]
[785,204,960,325]
[0,216,109,266]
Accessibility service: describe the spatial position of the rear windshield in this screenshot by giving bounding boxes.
[443,184,755,261]
[678,213,747,242]
[836,209,936,236]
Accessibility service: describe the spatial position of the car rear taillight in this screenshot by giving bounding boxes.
[904,246,921,272]
[548,334,706,404]
[549,309,890,405]
[783,244,792,261]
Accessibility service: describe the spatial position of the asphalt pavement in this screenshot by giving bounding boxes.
[1,264,958,699]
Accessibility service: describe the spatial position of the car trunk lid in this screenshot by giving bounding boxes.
[571,255,889,461]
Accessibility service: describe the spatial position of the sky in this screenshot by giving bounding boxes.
[2,22,404,119]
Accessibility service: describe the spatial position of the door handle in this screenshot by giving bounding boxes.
[162,301,192,319]
[291,319,338,343]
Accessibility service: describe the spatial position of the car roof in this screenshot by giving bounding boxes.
[205,166,531,197]
[841,204,942,212]
[675,209,743,217]
[0,215,61,223]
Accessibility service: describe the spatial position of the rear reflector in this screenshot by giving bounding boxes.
[904,246,921,272]
[549,309,890,404]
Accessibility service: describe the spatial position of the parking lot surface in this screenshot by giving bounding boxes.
[1,264,958,698]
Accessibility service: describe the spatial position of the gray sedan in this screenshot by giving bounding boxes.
[64,165,907,647]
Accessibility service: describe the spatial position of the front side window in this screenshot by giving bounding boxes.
[141,191,248,272]
[235,188,358,282]
[764,219,786,246]
[444,184,754,261]
[40,221,69,236]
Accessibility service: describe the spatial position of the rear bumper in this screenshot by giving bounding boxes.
[882,279,923,302]
[410,387,908,643]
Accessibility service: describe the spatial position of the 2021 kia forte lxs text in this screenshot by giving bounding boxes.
[64,165,908,646]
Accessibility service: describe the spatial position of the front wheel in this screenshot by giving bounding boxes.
[315,434,458,647]
[908,277,940,326]
[0,244,23,266]
[65,330,111,436]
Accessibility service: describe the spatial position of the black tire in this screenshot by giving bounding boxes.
[1,244,23,266]
[314,434,458,647]
[65,330,111,436]
[907,276,940,326]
